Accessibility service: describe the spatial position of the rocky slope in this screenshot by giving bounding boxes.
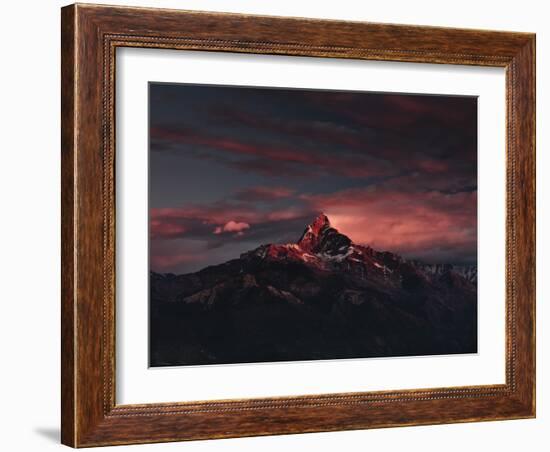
[150,214,477,366]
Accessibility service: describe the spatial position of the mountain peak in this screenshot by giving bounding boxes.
[310,213,331,233]
[297,213,330,250]
[297,213,351,255]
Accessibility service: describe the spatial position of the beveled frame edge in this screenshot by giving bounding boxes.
[61,3,535,447]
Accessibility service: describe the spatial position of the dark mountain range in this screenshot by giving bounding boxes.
[150,214,477,367]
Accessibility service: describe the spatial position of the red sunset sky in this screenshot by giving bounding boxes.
[149,83,477,274]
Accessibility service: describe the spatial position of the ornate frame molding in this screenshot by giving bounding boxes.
[62,4,535,447]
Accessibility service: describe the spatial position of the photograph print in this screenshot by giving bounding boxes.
[149,83,478,367]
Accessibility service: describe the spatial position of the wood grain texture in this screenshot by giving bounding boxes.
[60,5,76,446]
[60,3,536,447]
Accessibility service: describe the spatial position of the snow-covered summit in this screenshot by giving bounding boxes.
[239,214,476,287]
[297,213,353,257]
[297,213,331,251]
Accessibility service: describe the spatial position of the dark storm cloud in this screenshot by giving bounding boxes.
[150,125,391,179]
[149,83,477,273]
[234,186,296,202]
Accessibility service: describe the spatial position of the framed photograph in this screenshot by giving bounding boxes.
[61,3,535,447]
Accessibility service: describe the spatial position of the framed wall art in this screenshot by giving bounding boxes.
[61,3,536,447]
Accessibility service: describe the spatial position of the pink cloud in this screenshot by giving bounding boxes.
[266,207,305,222]
[415,158,450,173]
[150,202,309,240]
[152,124,470,183]
[150,126,389,179]
[150,252,202,270]
[213,220,250,235]
[152,203,261,225]
[303,186,476,260]
[150,220,187,239]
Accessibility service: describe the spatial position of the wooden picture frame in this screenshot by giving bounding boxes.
[61,3,535,447]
